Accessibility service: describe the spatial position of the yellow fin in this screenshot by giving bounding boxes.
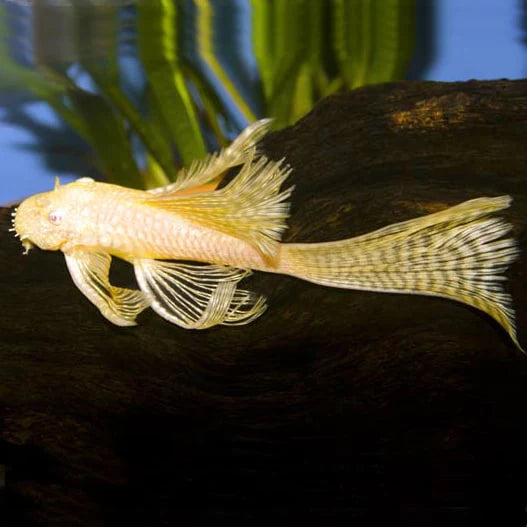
[144,153,294,258]
[134,260,266,329]
[148,118,273,196]
[65,251,150,326]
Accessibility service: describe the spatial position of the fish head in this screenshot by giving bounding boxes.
[12,177,96,253]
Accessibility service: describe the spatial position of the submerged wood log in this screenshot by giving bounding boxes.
[1,79,527,526]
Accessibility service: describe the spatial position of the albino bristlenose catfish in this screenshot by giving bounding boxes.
[12,119,523,350]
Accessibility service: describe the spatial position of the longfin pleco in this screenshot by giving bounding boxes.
[65,251,150,326]
[147,118,273,196]
[133,260,266,329]
[143,153,294,259]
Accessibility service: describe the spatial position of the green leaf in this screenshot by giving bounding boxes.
[366,0,415,84]
[290,64,314,124]
[68,89,143,189]
[194,0,258,125]
[144,153,171,189]
[332,0,415,88]
[137,0,207,166]
[183,63,229,147]
[250,0,275,101]
[251,0,302,126]
[252,0,328,126]
[333,0,365,87]
[87,68,178,181]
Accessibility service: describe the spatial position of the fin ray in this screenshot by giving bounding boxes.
[281,196,522,351]
[65,251,150,326]
[147,119,273,196]
[134,259,267,329]
[144,153,293,258]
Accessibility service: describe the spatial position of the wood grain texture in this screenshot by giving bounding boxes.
[1,79,527,526]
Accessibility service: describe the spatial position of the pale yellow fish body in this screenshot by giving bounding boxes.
[15,179,272,269]
[12,119,523,350]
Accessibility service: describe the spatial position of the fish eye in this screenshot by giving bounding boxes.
[48,210,64,226]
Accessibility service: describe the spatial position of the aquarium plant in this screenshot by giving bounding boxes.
[0,0,415,189]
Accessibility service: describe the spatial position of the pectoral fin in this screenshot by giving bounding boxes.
[134,259,266,329]
[147,118,273,196]
[65,251,150,326]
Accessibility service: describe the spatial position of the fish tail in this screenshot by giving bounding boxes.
[279,196,523,351]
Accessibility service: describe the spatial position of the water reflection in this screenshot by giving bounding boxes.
[0,0,417,200]
[1,0,261,128]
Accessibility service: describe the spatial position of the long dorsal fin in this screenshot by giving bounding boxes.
[147,118,273,196]
[143,153,294,259]
[134,259,266,329]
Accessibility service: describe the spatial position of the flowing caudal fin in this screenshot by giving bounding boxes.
[279,196,523,351]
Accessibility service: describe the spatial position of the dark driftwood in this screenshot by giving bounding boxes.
[1,80,527,526]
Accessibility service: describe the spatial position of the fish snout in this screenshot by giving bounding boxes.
[10,199,46,253]
[10,204,33,253]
